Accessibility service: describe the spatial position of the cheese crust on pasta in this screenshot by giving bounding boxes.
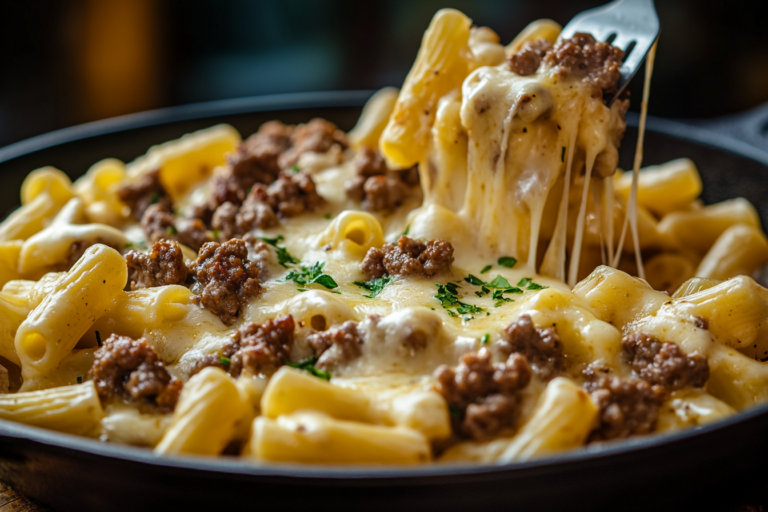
[0,8,766,466]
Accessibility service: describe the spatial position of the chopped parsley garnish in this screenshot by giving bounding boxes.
[480,264,492,274]
[353,276,392,298]
[212,229,221,239]
[497,256,518,268]
[290,165,301,173]
[284,262,339,290]
[561,146,566,163]
[167,225,178,235]
[95,330,102,347]
[487,275,513,289]
[517,277,549,290]
[285,356,331,380]
[434,282,484,319]
[76,376,83,384]
[219,356,231,366]
[324,213,332,220]
[150,193,160,205]
[402,225,410,236]
[464,274,486,286]
[259,235,300,267]
[449,406,464,419]
[480,333,490,345]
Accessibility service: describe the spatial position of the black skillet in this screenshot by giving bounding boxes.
[0,91,767,512]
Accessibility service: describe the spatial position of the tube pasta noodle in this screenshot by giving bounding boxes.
[0,381,103,435]
[15,244,127,390]
[155,367,249,456]
[127,124,241,200]
[0,167,74,243]
[1,7,768,469]
[695,224,768,280]
[250,411,430,464]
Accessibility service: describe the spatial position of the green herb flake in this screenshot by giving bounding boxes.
[290,165,301,173]
[76,376,83,384]
[219,356,231,366]
[527,282,547,290]
[324,213,332,220]
[95,330,102,347]
[480,333,490,345]
[517,277,549,291]
[480,264,492,274]
[517,277,532,288]
[259,235,300,267]
[487,275,512,289]
[212,229,221,239]
[167,225,178,235]
[284,262,339,290]
[124,243,133,249]
[150,193,160,205]
[402,225,410,237]
[285,356,331,381]
[561,146,566,163]
[449,406,464,419]
[434,282,485,319]
[464,274,486,286]
[497,256,518,268]
[353,276,392,298]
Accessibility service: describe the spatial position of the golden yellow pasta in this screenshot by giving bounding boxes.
[0,8,766,470]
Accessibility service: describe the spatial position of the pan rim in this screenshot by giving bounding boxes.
[0,89,766,482]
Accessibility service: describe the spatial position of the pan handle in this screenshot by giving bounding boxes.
[686,102,768,153]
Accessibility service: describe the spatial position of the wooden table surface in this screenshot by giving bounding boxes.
[1,478,765,511]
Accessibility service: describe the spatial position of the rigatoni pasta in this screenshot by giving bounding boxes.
[0,7,766,469]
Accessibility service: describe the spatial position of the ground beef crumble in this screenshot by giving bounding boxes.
[116,168,171,220]
[499,314,563,381]
[87,334,182,412]
[306,320,364,368]
[361,236,454,279]
[345,146,420,211]
[142,203,212,251]
[509,39,553,76]
[584,376,663,442]
[278,118,348,170]
[434,348,531,440]
[543,33,624,98]
[125,239,189,290]
[507,34,624,99]
[194,315,295,377]
[622,333,709,391]
[190,239,261,325]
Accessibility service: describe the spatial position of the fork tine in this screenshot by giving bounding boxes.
[558,0,660,104]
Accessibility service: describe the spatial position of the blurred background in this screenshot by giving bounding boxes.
[0,0,766,147]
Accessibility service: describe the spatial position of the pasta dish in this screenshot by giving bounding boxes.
[0,9,766,465]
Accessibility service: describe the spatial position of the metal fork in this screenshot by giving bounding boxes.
[560,0,660,104]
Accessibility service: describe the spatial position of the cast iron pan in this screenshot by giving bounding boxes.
[0,91,767,512]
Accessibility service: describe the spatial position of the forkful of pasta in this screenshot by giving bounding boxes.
[560,0,660,105]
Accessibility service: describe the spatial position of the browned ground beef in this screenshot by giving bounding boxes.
[543,32,624,98]
[434,348,531,440]
[622,333,709,391]
[195,315,295,377]
[116,168,171,220]
[125,239,189,290]
[278,118,348,170]
[500,314,563,380]
[228,121,291,185]
[209,171,319,240]
[584,376,663,442]
[344,146,419,212]
[141,204,212,251]
[241,233,274,279]
[268,171,324,217]
[509,39,554,76]
[190,239,261,325]
[361,236,454,279]
[306,320,364,368]
[88,334,182,412]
